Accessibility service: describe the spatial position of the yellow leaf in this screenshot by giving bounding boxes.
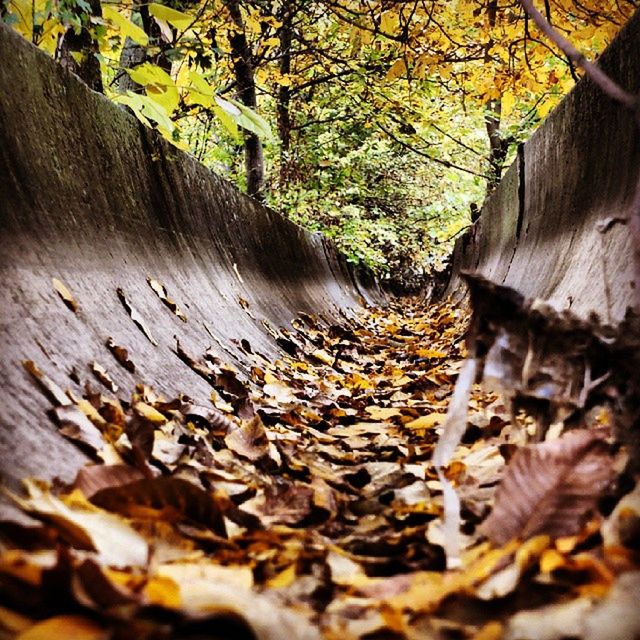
[405,412,448,430]
[540,548,565,573]
[472,621,504,640]
[386,59,406,82]
[365,406,401,420]
[148,3,192,30]
[52,277,78,312]
[16,615,107,640]
[126,63,179,113]
[416,348,447,359]
[502,91,516,116]
[380,10,399,34]
[266,564,297,588]
[133,401,167,424]
[144,575,182,608]
[537,97,555,119]
[103,6,149,46]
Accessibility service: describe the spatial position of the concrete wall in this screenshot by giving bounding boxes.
[0,23,383,500]
[447,10,640,324]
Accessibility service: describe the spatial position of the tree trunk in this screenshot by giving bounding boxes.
[117,2,172,94]
[57,0,103,93]
[225,0,265,202]
[277,2,293,185]
[485,98,509,191]
[483,0,508,194]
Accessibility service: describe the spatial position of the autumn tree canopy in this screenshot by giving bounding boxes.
[2,0,635,281]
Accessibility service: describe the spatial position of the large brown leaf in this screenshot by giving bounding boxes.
[89,477,227,537]
[480,429,614,545]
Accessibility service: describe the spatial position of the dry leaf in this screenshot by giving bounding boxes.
[481,429,614,545]
[105,338,135,373]
[22,360,71,406]
[16,615,107,640]
[116,288,158,346]
[147,278,187,322]
[52,404,105,452]
[52,278,78,312]
[89,477,227,536]
[405,412,448,430]
[225,416,270,461]
[11,481,149,567]
[73,464,145,497]
[89,361,118,393]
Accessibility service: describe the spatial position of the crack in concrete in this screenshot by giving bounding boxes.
[502,143,526,285]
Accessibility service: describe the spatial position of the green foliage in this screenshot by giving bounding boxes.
[2,0,635,285]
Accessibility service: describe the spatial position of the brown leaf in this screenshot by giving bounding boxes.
[72,558,139,609]
[116,288,158,346]
[89,361,118,393]
[105,338,135,373]
[73,465,145,498]
[480,430,614,545]
[224,416,270,461]
[147,278,187,322]
[52,405,105,452]
[89,477,227,537]
[52,278,78,313]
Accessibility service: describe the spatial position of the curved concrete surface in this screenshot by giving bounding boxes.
[448,10,640,324]
[0,23,383,500]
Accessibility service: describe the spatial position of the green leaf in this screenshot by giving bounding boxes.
[115,91,175,133]
[212,105,240,141]
[228,98,272,140]
[214,95,241,117]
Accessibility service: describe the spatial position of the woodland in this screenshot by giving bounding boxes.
[1,0,636,283]
[1,1,640,640]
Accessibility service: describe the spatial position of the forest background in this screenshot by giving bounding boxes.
[2,0,636,286]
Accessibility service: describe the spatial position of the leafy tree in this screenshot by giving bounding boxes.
[2,0,635,282]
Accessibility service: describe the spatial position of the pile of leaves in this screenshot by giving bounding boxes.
[1,298,639,639]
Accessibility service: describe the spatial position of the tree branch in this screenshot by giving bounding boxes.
[520,0,638,114]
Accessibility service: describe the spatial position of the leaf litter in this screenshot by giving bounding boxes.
[2,298,639,639]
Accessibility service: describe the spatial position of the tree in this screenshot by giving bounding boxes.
[2,0,635,279]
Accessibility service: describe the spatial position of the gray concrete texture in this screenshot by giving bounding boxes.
[0,23,384,500]
[447,9,640,325]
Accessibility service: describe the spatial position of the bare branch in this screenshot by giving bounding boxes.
[520,0,638,113]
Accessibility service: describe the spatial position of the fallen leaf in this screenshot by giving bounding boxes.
[22,360,71,406]
[11,481,149,568]
[133,401,167,425]
[105,338,135,373]
[225,416,270,461]
[116,288,158,346]
[405,412,448,430]
[89,361,118,393]
[73,464,145,497]
[52,404,105,452]
[89,477,227,536]
[147,278,187,322]
[480,429,614,545]
[16,615,107,640]
[52,278,78,312]
[365,406,402,420]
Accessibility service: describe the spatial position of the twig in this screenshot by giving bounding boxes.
[520,0,638,115]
